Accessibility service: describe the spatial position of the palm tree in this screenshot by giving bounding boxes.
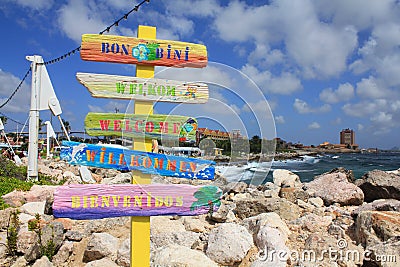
[61,119,71,135]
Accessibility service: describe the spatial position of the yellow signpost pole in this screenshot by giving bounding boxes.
[131,25,156,267]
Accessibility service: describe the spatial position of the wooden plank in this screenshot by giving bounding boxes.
[53,184,222,220]
[80,34,207,68]
[60,141,216,180]
[76,72,209,103]
[84,113,198,142]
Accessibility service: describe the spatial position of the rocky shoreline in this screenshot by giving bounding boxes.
[0,159,399,267]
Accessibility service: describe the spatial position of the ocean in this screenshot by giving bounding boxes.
[215,151,400,185]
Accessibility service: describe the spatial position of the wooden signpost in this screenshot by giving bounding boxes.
[76,72,209,103]
[53,184,222,220]
[60,141,216,180]
[84,113,198,142]
[53,25,211,267]
[80,34,207,68]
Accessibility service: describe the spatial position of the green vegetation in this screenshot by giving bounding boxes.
[29,214,57,261]
[0,155,61,209]
[6,210,20,256]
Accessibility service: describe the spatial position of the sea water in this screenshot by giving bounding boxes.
[215,151,400,184]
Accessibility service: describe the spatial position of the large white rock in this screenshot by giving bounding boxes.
[83,233,119,262]
[20,202,45,216]
[206,223,253,266]
[253,226,289,267]
[273,169,302,188]
[241,212,291,241]
[153,245,218,267]
[85,258,119,267]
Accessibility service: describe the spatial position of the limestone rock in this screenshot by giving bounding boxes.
[206,223,253,265]
[151,216,185,234]
[52,241,74,267]
[210,201,236,223]
[308,197,324,208]
[235,197,301,221]
[224,181,248,194]
[355,211,400,247]
[85,258,119,267]
[241,212,291,241]
[292,213,333,233]
[151,231,200,249]
[253,226,289,267]
[304,172,364,206]
[83,233,119,262]
[183,217,206,233]
[365,237,400,267]
[32,256,52,267]
[116,238,130,267]
[101,172,132,184]
[352,199,400,217]
[153,244,218,267]
[20,202,46,216]
[273,169,302,188]
[279,187,309,203]
[355,170,400,202]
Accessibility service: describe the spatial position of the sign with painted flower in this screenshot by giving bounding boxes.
[53,184,222,220]
[80,34,207,68]
[84,113,198,142]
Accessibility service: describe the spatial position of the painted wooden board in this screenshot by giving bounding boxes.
[76,72,209,103]
[80,34,207,68]
[85,113,197,142]
[60,141,216,180]
[53,184,222,220]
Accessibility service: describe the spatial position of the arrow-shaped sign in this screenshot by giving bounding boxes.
[80,34,207,68]
[76,72,208,103]
[53,183,222,220]
[85,113,197,142]
[60,141,215,180]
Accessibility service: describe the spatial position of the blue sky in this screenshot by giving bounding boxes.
[1,0,400,149]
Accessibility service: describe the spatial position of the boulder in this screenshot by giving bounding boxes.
[83,233,119,262]
[151,216,185,234]
[153,244,218,267]
[273,169,302,188]
[253,226,289,267]
[308,197,324,208]
[224,181,248,194]
[279,187,309,203]
[85,258,119,267]
[32,256,52,267]
[20,202,46,216]
[292,213,333,233]
[352,199,400,217]
[241,212,291,241]
[151,231,200,249]
[52,241,74,267]
[355,170,400,202]
[235,197,301,221]
[116,238,130,267]
[183,217,207,233]
[210,201,236,223]
[364,237,400,267]
[257,182,280,198]
[101,172,132,184]
[304,172,364,206]
[355,211,400,247]
[206,223,253,265]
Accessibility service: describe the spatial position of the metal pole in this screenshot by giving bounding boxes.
[26,55,40,181]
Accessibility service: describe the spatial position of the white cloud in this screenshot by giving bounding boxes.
[275,115,285,124]
[356,76,390,99]
[12,0,54,10]
[319,83,354,103]
[241,64,302,95]
[0,69,30,113]
[163,0,221,18]
[88,104,104,113]
[293,99,331,114]
[308,122,321,129]
[57,0,108,43]
[357,124,364,131]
